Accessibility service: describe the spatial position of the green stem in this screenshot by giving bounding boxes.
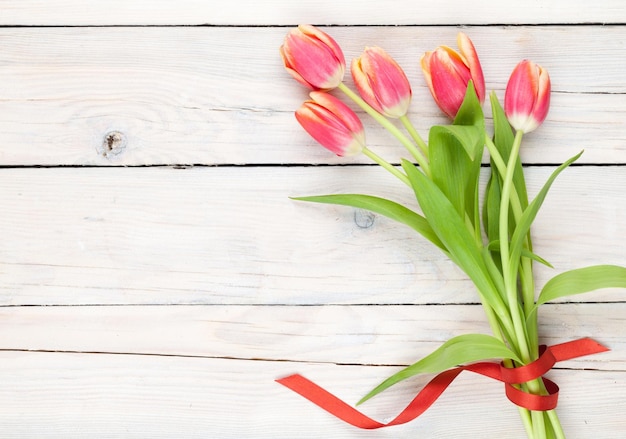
[496,130,551,438]
[362,147,410,186]
[518,406,535,439]
[399,114,429,157]
[496,129,531,362]
[484,135,525,224]
[485,133,538,356]
[338,83,431,177]
[546,410,566,439]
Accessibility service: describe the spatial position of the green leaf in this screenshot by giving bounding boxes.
[429,85,485,231]
[482,168,503,248]
[358,334,520,405]
[431,125,483,161]
[401,160,507,318]
[290,193,446,251]
[490,92,529,212]
[487,241,553,268]
[429,125,478,220]
[536,264,626,306]
[508,151,583,272]
[454,81,484,128]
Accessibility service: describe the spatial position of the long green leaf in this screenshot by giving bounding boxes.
[429,124,485,225]
[358,334,520,405]
[429,126,475,219]
[508,151,583,272]
[431,125,483,160]
[401,160,507,319]
[291,194,446,251]
[429,83,485,228]
[537,264,626,306]
[482,169,503,255]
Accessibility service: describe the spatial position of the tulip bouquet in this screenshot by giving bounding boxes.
[276,25,626,438]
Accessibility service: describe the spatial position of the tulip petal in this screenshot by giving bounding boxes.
[505,60,551,133]
[362,47,412,117]
[295,92,365,156]
[280,25,345,90]
[351,57,382,113]
[421,34,485,119]
[298,25,346,68]
[530,66,551,128]
[457,33,485,102]
[295,104,352,155]
[309,91,364,136]
[429,48,471,118]
[284,32,343,89]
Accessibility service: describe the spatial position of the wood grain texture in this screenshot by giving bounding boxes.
[0,304,623,369]
[0,351,622,438]
[1,26,625,166]
[1,166,624,306]
[1,0,625,25]
[1,4,625,438]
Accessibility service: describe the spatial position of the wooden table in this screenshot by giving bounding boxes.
[1,2,625,437]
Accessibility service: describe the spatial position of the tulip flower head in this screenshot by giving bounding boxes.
[421,33,485,119]
[504,60,551,133]
[295,92,365,157]
[280,25,346,91]
[351,46,412,118]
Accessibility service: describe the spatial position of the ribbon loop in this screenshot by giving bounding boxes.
[277,338,608,429]
[505,378,560,411]
[500,345,555,384]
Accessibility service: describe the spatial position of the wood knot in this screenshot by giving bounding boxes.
[99,131,127,158]
[354,209,375,228]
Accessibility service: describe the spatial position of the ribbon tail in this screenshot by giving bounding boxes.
[276,367,486,429]
[549,337,610,362]
[276,374,386,429]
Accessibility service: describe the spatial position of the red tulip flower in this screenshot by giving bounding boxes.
[280,25,346,91]
[351,46,412,118]
[505,60,551,133]
[295,92,366,157]
[421,33,485,119]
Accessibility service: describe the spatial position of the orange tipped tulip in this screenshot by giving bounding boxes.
[505,60,551,133]
[351,46,412,118]
[295,92,365,157]
[280,25,346,91]
[421,33,485,119]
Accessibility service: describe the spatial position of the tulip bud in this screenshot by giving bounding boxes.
[351,46,412,118]
[280,25,346,91]
[421,33,485,119]
[504,60,551,133]
[295,92,365,157]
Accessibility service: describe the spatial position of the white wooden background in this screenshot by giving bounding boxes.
[1,1,625,437]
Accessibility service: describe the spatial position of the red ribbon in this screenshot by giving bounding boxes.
[276,338,608,429]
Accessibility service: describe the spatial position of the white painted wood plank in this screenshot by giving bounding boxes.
[1,26,625,165]
[1,166,624,305]
[0,351,622,438]
[0,0,624,25]
[0,304,623,370]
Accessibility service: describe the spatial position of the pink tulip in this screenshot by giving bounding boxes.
[295,92,365,157]
[280,25,346,91]
[351,46,412,118]
[504,60,551,133]
[421,33,485,119]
